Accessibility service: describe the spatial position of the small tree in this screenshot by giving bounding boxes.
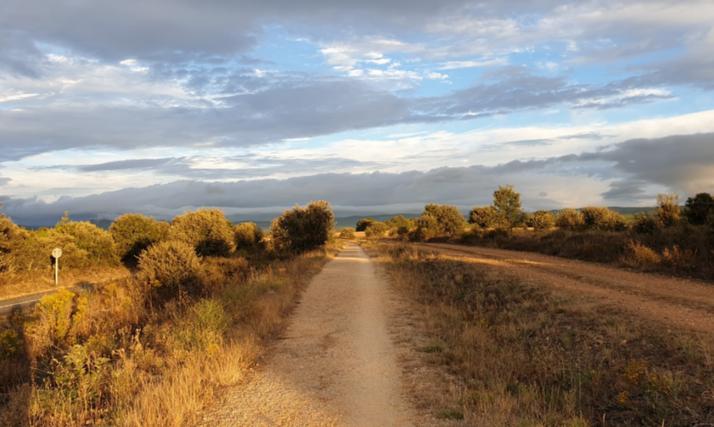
[526,210,555,231]
[271,201,335,254]
[492,185,523,229]
[656,194,681,227]
[423,204,466,237]
[684,193,714,225]
[234,222,264,253]
[355,218,375,232]
[169,209,235,257]
[468,206,498,229]
[409,215,439,242]
[556,208,584,230]
[338,227,356,239]
[386,215,412,231]
[110,214,169,266]
[55,219,118,265]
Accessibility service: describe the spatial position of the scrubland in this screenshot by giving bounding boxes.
[0,201,336,426]
[368,242,714,426]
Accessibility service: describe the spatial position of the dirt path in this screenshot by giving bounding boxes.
[412,242,714,334]
[200,243,417,427]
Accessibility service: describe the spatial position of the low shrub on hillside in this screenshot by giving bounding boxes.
[365,222,389,238]
[555,208,584,230]
[525,210,555,230]
[169,209,235,257]
[136,240,203,304]
[110,214,169,266]
[580,207,626,231]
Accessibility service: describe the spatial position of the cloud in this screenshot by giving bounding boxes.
[4,132,713,226]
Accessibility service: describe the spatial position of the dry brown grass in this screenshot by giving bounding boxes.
[369,242,714,426]
[0,266,129,300]
[0,244,336,427]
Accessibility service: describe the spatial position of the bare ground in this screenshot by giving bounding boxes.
[412,242,714,333]
[200,243,421,426]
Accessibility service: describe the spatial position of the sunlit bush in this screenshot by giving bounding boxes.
[468,206,499,229]
[136,240,203,303]
[580,207,626,231]
[526,210,555,230]
[110,214,169,266]
[271,200,335,254]
[234,222,264,253]
[555,208,585,230]
[338,227,356,239]
[365,222,389,238]
[169,209,235,257]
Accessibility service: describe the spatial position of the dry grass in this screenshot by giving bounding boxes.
[369,242,714,426]
[0,266,129,300]
[0,245,336,427]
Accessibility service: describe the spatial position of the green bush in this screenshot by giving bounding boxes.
[271,201,335,254]
[656,194,681,227]
[365,222,389,238]
[422,204,466,237]
[555,208,585,230]
[233,222,264,253]
[468,206,499,229]
[338,227,356,239]
[54,220,118,266]
[169,209,235,257]
[580,207,626,231]
[355,218,375,232]
[386,215,411,230]
[110,214,169,266]
[136,240,203,303]
[0,215,29,273]
[526,210,555,230]
[633,213,660,234]
[409,215,439,242]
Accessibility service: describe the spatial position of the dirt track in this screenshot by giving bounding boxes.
[200,243,416,426]
[413,242,714,334]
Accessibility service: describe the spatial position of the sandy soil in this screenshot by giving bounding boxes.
[413,242,714,334]
[200,243,417,426]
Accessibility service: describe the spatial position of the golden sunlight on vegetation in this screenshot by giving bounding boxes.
[0,201,337,426]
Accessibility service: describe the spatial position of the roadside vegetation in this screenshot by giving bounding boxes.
[369,243,714,425]
[0,201,336,426]
[357,187,714,281]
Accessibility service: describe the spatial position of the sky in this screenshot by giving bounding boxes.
[1,0,714,225]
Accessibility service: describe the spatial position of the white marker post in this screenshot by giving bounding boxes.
[51,247,63,286]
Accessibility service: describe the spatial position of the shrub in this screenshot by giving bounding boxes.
[355,218,375,232]
[54,220,118,266]
[580,207,626,231]
[271,201,335,254]
[233,222,264,253]
[468,206,499,229]
[684,193,714,225]
[365,222,389,238]
[338,227,356,239]
[0,215,29,273]
[386,215,411,231]
[492,185,523,228]
[556,208,585,230]
[409,215,439,242]
[169,209,235,257]
[656,194,681,227]
[633,213,660,234]
[620,240,661,270]
[136,240,203,303]
[423,204,466,237]
[110,214,169,266]
[526,210,555,230]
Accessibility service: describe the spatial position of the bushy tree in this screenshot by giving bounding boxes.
[556,208,585,230]
[365,222,389,238]
[423,204,466,237]
[234,222,264,253]
[169,209,235,257]
[684,193,714,225]
[526,210,555,230]
[55,219,118,265]
[0,215,29,273]
[136,240,202,303]
[492,185,523,229]
[271,201,335,254]
[656,194,681,227]
[386,215,411,230]
[110,214,169,266]
[580,207,626,231]
[355,218,375,232]
[468,206,498,229]
[338,227,356,239]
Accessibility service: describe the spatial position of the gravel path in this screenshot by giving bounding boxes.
[200,243,416,426]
